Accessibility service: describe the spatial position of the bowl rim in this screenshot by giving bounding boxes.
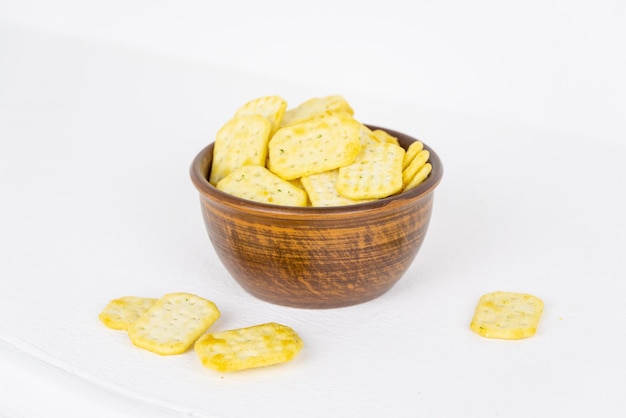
[190,124,443,216]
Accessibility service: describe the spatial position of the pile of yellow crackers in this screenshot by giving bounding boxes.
[210,95,432,207]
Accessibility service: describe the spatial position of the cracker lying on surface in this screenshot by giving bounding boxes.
[470,291,544,340]
[127,292,220,355]
[209,115,272,185]
[195,322,303,372]
[99,296,158,331]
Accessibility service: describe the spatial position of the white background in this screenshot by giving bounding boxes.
[1,1,625,417]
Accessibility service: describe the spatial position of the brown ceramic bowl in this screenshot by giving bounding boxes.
[190,125,443,309]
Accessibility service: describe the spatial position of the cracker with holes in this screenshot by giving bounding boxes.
[301,169,374,207]
[195,322,303,372]
[209,115,272,185]
[336,142,405,200]
[99,296,157,331]
[359,124,382,147]
[127,292,220,355]
[234,95,287,136]
[372,128,399,146]
[470,291,544,340]
[217,165,308,206]
[268,113,361,180]
[279,95,354,128]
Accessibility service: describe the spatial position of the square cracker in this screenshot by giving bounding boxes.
[234,95,287,136]
[99,296,157,331]
[279,95,354,128]
[217,165,308,207]
[127,292,220,355]
[336,142,405,200]
[470,291,544,340]
[209,115,271,185]
[195,322,303,372]
[268,113,361,180]
[301,169,374,207]
[359,124,382,147]
[372,129,399,146]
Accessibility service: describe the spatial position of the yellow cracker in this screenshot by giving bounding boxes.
[470,291,544,340]
[195,322,303,372]
[217,165,308,207]
[372,129,399,146]
[336,142,405,200]
[403,162,432,191]
[268,113,361,180]
[127,292,220,355]
[359,124,382,147]
[287,178,310,205]
[288,177,305,190]
[234,95,287,135]
[402,140,424,170]
[280,95,354,127]
[99,296,157,331]
[402,149,430,186]
[209,115,272,185]
[301,169,374,207]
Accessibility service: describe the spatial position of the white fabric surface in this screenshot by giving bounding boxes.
[1,2,625,417]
